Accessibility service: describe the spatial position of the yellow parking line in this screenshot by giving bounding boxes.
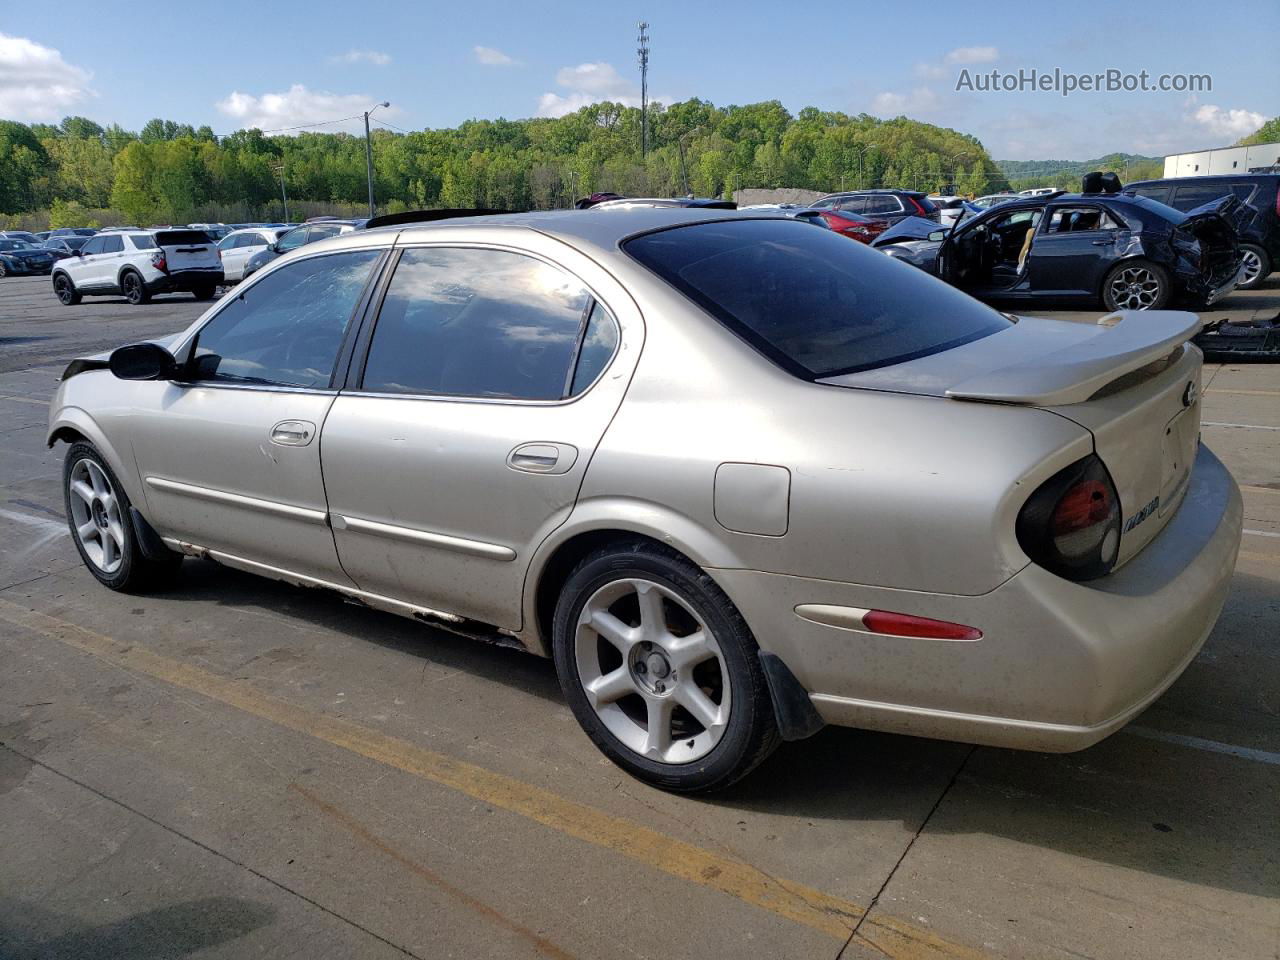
[0,599,985,960]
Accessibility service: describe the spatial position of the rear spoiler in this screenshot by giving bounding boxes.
[946,311,1203,406]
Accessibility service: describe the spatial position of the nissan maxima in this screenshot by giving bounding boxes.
[48,210,1242,793]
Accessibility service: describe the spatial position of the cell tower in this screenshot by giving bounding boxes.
[637,21,650,159]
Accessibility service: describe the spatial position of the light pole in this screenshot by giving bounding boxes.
[854,146,872,190]
[363,101,390,217]
[948,152,972,194]
[272,161,289,223]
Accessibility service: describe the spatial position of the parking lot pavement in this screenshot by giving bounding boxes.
[1,274,1277,959]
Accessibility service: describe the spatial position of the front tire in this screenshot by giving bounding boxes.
[63,442,181,592]
[551,541,779,793]
[1102,259,1170,311]
[53,273,81,305]
[1237,244,1271,290]
[122,270,150,305]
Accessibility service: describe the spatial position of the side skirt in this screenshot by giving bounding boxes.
[162,537,532,654]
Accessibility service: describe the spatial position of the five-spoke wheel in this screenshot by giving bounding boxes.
[68,457,126,574]
[575,577,731,764]
[62,442,181,591]
[553,541,778,792]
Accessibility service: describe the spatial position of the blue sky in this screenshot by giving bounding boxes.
[2,0,1276,159]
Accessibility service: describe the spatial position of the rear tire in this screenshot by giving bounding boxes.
[551,540,780,793]
[1237,244,1271,290]
[193,284,217,301]
[1102,259,1170,311]
[63,442,182,592]
[122,270,150,305]
[53,273,81,305]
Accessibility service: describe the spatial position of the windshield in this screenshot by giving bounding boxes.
[0,240,34,251]
[624,218,1011,378]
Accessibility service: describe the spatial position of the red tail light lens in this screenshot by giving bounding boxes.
[150,253,167,272]
[1017,454,1121,580]
[861,610,982,641]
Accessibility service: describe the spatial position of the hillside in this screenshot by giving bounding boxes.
[1,103,1012,227]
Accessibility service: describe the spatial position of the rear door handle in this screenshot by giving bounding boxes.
[270,420,316,446]
[508,442,578,475]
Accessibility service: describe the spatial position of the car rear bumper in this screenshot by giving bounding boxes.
[711,443,1242,752]
[148,268,224,292]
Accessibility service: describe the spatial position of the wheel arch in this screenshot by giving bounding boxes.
[521,502,748,658]
[47,407,143,508]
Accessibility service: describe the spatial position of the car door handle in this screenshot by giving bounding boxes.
[270,420,316,446]
[507,442,578,475]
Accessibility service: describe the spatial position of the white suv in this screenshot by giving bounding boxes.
[52,229,224,306]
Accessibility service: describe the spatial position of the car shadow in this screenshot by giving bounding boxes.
[0,896,275,959]
[159,559,564,704]
[151,560,1278,900]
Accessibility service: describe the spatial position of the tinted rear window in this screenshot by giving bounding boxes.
[624,218,1010,378]
[155,230,213,246]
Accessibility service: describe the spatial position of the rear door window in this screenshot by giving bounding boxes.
[625,218,1010,378]
[188,250,381,388]
[1170,183,1233,211]
[360,248,597,401]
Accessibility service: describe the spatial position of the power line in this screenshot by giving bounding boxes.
[371,118,413,134]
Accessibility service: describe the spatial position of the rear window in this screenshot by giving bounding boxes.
[129,234,158,250]
[155,230,213,246]
[624,218,1010,378]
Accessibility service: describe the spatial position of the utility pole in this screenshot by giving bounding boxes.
[363,101,390,217]
[637,22,650,160]
[273,161,289,223]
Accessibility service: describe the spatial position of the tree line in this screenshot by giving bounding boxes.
[0,100,1015,227]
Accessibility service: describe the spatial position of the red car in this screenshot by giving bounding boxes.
[797,208,888,244]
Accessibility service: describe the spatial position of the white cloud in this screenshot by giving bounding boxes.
[330,49,391,66]
[871,87,942,117]
[216,85,399,134]
[944,46,999,65]
[0,32,94,120]
[1192,103,1267,140]
[474,45,518,66]
[915,46,998,80]
[536,60,665,118]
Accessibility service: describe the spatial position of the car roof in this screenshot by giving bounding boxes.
[370,207,794,253]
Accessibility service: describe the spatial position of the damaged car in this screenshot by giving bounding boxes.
[49,209,1242,793]
[873,179,1245,311]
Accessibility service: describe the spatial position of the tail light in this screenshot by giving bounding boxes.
[150,252,168,273]
[1016,454,1121,581]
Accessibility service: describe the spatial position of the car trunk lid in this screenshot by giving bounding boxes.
[154,229,221,272]
[1175,195,1244,287]
[821,310,1205,566]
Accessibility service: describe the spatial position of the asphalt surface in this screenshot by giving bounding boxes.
[1,273,1277,960]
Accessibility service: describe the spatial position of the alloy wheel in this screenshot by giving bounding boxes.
[574,577,731,764]
[1107,266,1161,310]
[1239,249,1262,286]
[124,274,143,304]
[68,458,126,574]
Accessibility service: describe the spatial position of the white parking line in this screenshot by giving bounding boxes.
[1202,421,1280,432]
[1124,726,1280,766]
[0,507,66,532]
[1244,529,1280,538]
[0,395,49,406]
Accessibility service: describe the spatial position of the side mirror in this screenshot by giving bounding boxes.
[74,249,84,256]
[108,342,177,381]
[928,230,948,242]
